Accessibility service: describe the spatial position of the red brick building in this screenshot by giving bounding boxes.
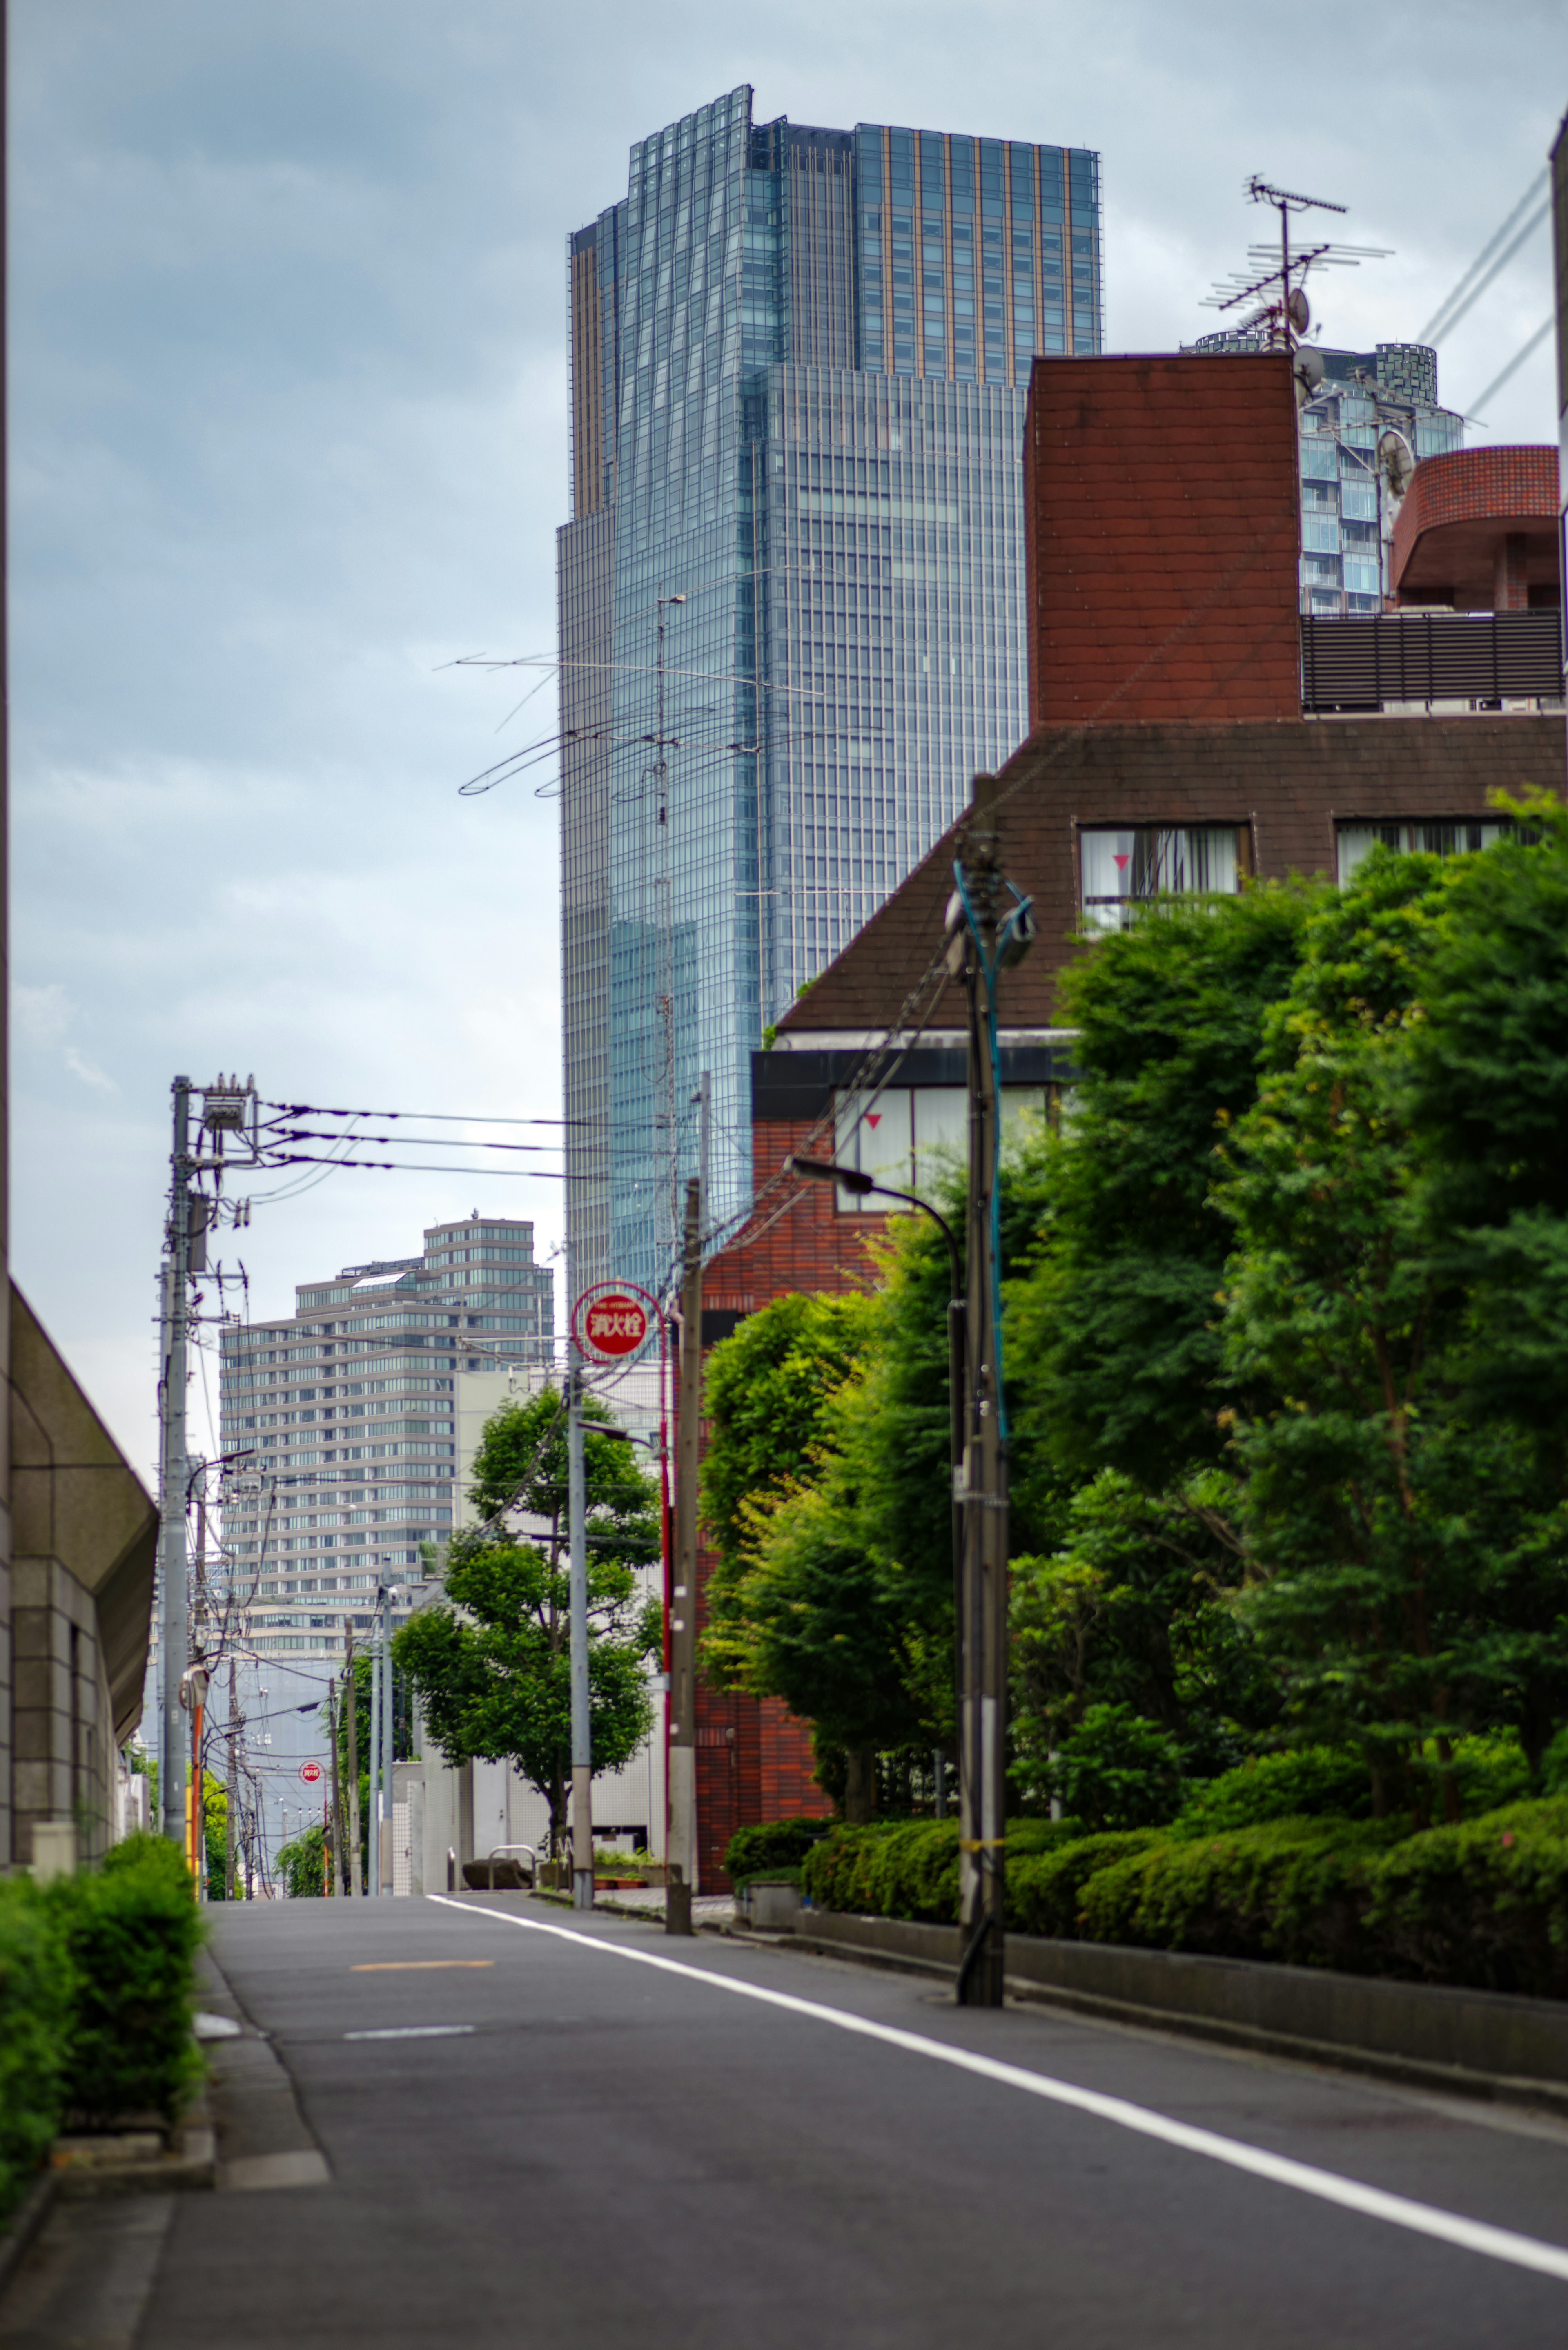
[687,350,1567,1888]
[1390,445,1561,612]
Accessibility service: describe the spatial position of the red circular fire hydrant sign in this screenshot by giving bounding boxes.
[298,1760,323,1785]
[573,1282,659,1363]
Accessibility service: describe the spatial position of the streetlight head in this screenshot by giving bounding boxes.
[669,593,686,604]
[790,1153,874,1195]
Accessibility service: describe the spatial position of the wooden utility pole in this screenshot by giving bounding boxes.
[666,1173,702,1934]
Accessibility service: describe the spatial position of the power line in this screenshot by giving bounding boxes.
[1466,317,1555,421]
[1419,172,1551,344]
[261,1101,576,1128]
[267,1153,566,1179]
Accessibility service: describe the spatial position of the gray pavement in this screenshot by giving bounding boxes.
[33,1894,1568,2346]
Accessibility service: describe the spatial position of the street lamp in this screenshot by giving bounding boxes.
[788,1155,964,1824]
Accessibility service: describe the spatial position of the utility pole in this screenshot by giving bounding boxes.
[345,1624,361,1897]
[381,1586,395,1894]
[666,1168,703,1935]
[225,1657,238,1900]
[568,1360,594,1910]
[949,775,1033,2006]
[157,1077,193,1847]
[327,1675,343,1897]
[367,1601,382,1900]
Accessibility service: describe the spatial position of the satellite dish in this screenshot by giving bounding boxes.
[1287,287,1310,336]
[1378,429,1415,500]
[1293,346,1325,406]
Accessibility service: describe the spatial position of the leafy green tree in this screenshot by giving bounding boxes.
[395,1388,662,1850]
[1009,1467,1278,1810]
[701,1155,1060,1817]
[1008,886,1310,1490]
[1216,846,1559,1817]
[700,1291,877,1594]
[276,1822,327,1899]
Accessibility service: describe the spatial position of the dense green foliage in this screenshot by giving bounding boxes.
[711,809,1568,1993]
[48,1835,204,2128]
[276,1822,328,1899]
[1009,885,1310,1489]
[0,1878,76,2218]
[801,1817,1078,1923]
[722,1815,833,1886]
[396,1387,662,1849]
[799,1799,1568,1995]
[699,1176,1053,1811]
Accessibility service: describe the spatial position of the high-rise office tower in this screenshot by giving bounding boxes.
[560,86,1102,1295]
[217,1214,555,1669]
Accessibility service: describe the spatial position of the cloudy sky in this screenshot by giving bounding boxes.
[10,0,1562,1482]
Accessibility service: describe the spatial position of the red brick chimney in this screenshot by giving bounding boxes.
[1023,351,1302,726]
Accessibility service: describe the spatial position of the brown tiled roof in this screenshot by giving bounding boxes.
[778,714,1568,1034]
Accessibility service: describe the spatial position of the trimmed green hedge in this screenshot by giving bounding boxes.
[797,1801,1568,1998]
[0,1880,76,2221]
[801,1818,1083,1925]
[48,1834,204,2126]
[724,1816,831,1885]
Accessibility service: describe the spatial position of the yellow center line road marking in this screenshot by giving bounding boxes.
[426,1895,1568,2288]
[349,1961,495,1972]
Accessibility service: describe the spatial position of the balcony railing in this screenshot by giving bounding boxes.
[1301,611,1564,714]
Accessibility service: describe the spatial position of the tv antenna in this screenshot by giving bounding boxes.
[1203,176,1391,377]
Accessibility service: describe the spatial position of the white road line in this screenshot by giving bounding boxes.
[344,2024,475,2040]
[427,1894,1568,2286]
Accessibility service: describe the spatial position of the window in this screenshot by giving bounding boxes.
[1336,820,1508,886]
[831,1086,1050,1212]
[1080,827,1247,933]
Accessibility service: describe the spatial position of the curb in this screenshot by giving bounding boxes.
[0,2172,60,2301]
[767,1922,1568,2122]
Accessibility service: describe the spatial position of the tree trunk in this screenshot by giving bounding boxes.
[844,1744,877,1825]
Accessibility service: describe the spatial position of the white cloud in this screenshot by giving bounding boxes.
[10,0,1561,1476]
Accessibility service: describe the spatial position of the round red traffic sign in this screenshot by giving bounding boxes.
[298,1760,323,1786]
[572,1282,658,1364]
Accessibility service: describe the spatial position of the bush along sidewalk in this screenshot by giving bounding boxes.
[0,1833,204,2220]
[797,1797,1568,1999]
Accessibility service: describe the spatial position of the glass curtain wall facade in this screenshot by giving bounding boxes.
[559,87,1101,1298]
[1188,334,1463,613]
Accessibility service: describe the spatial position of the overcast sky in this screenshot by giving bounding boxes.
[10,0,1563,1483]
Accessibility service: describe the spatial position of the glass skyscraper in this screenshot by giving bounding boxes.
[559,86,1102,1295]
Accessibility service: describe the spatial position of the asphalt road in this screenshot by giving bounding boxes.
[144,1896,1568,2345]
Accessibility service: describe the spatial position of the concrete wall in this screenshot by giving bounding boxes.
[6,1287,158,1868]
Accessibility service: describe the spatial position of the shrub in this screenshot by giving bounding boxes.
[801,1818,1084,1926]
[1051,1703,1185,1830]
[1076,1816,1393,1966]
[1360,1798,1568,1996]
[1007,1831,1163,1939]
[724,1816,832,1886]
[48,1835,203,2127]
[0,1880,73,2219]
[1173,1750,1373,1837]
